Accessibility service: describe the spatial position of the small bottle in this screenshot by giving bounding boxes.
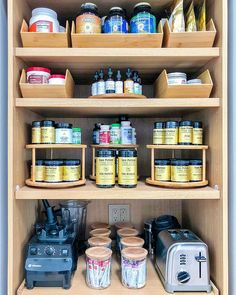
[97,69,106,95]
[133,72,140,95]
[91,71,99,96]
[115,70,123,94]
[121,121,132,144]
[119,115,129,123]
[137,77,142,95]
[106,67,115,94]
[93,123,100,144]
[124,68,134,94]
[132,128,136,144]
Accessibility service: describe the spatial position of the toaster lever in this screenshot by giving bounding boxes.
[195,252,207,278]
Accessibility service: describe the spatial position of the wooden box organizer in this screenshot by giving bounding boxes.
[71,21,163,48]
[20,19,71,48]
[26,144,87,188]
[19,69,75,98]
[90,144,139,180]
[163,19,217,48]
[146,145,208,188]
[154,69,213,98]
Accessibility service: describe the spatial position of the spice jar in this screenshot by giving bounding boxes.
[99,125,110,145]
[104,7,128,34]
[44,160,63,183]
[31,160,45,182]
[193,121,203,145]
[91,222,110,230]
[72,127,82,144]
[154,159,171,181]
[121,247,148,289]
[41,120,55,144]
[63,159,81,182]
[55,123,73,144]
[153,122,165,145]
[88,237,112,248]
[179,120,193,145]
[96,150,115,188]
[120,237,144,250]
[85,247,112,289]
[189,159,202,182]
[171,159,189,182]
[165,121,179,145]
[90,228,111,238]
[26,67,51,84]
[118,149,137,188]
[29,7,59,32]
[76,3,101,34]
[110,123,121,144]
[117,228,139,252]
[49,74,65,85]
[32,121,41,144]
[167,72,187,85]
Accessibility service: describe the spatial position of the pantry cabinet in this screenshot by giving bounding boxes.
[8,0,228,294]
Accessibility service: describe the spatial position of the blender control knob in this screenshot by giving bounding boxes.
[45,246,54,256]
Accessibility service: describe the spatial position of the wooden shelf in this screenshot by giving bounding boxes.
[146,145,208,150]
[15,180,220,200]
[15,98,220,117]
[17,256,218,295]
[26,144,87,149]
[91,144,139,148]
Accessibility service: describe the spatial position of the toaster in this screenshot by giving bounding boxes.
[155,229,211,293]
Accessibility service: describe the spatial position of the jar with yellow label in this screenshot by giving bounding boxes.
[41,120,55,144]
[44,160,63,183]
[63,159,81,182]
[32,121,41,144]
[171,159,189,182]
[31,160,45,182]
[165,121,179,145]
[179,120,193,145]
[193,121,203,145]
[153,122,165,145]
[189,159,202,182]
[96,150,115,188]
[154,159,171,181]
[118,149,137,188]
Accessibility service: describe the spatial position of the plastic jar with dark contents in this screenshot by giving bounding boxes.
[96,149,116,188]
[118,149,137,188]
[32,121,41,144]
[63,160,81,182]
[76,3,101,34]
[154,159,171,181]
[193,121,203,145]
[104,7,128,34]
[31,160,45,182]
[41,120,55,144]
[179,120,193,145]
[153,122,165,145]
[165,121,179,145]
[171,159,189,182]
[189,159,202,182]
[44,160,63,183]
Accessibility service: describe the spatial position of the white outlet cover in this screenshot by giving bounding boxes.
[108,204,130,225]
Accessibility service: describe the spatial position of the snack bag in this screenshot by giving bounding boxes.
[196,0,206,31]
[171,0,185,32]
[186,1,197,32]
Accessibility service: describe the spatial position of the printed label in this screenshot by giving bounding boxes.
[124,80,134,94]
[96,157,115,185]
[99,131,110,144]
[104,16,128,34]
[93,130,100,144]
[97,81,106,95]
[115,81,123,94]
[41,127,55,143]
[76,14,101,33]
[192,128,203,145]
[153,129,165,145]
[171,166,189,182]
[72,131,82,144]
[189,165,202,181]
[56,129,72,144]
[105,80,115,93]
[130,13,156,33]
[165,128,178,145]
[133,82,140,95]
[121,127,132,144]
[92,82,97,96]
[110,129,121,144]
[63,166,80,181]
[31,166,45,182]
[154,165,171,181]
[179,126,193,144]
[28,74,48,84]
[118,157,137,185]
[45,166,63,182]
[32,127,41,144]
[29,20,53,32]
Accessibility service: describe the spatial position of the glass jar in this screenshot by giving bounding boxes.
[154,159,171,181]
[88,237,112,248]
[85,247,112,289]
[121,247,148,289]
[117,228,139,253]
[167,72,187,85]
[118,149,137,188]
[91,222,110,230]
[130,2,156,33]
[41,120,55,144]
[189,159,202,182]
[165,121,179,145]
[89,228,111,238]
[104,7,128,34]
[179,120,193,145]
[171,159,189,182]
[193,121,203,145]
[31,159,45,182]
[32,121,41,144]
[120,237,144,251]
[153,122,165,145]
[76,3,101,34]
[110,123,121,144]
[63,159,81,182]
[72,127,82,144]
[55,122,73,144]
[96,149,115,188]
[99,125,110,145]
[44,160,63,182]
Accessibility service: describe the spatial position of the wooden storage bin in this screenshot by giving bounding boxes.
[154,69,213,98]
[163,19,216,48]
[71,21,163,48]
[19,69,75,98]
[20,19,71,48]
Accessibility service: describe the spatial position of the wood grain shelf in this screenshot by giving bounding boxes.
[15,180,220,200]
[17,256,219,295]
[146,145,208,150]
[91,144,139,148]
[26,144,87,149]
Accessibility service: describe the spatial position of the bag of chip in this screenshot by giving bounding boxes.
[170,0,185,32]
[196,0,206,31]
[186,1,197,32]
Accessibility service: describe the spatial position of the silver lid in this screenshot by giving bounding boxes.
[134,2,151,9]
[110,6,124,11]
[167,72,187,78]
[187,79,202,85]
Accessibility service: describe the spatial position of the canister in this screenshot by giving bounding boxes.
[99,125,110,145]
[117,228,139,252]
[167,72,187,85]
[44,160,63,183]
[72,127,82,144]
[26,67,51,84]
[179,120,193,145]
[115,222,134,230]
[104,7,128,34]
[91,222,110,230]
[96,149,115,188]
[88,237,112,249]
[189,159,202,182]
[32,121,41,144]
[110,123,121,144]
[187,78,202,85]
[120,237,144,251]
[118,149,137,188]
[153,122,165,145]
[31,160,45,182]
[165,121,179,145]
[29,7,59,32]
[154,159,171,181]
[41,120,55,144]
[55,122,73,144]
[90,228,111,238]
[171,159,189,182]
[193,121,203,145]
[76,3,101,34]
[121,247,148,289]
[63,159,81,182]
[48,74,65,85]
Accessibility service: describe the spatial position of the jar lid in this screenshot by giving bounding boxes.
[55,122,72,128]
[171,159,189,166]
[134,2,151,9]
[166,121,179,128]
[96,149,115,157]
[167,72,187,78]
[44,160,63,166]
[35,159,44,165]
[193,121,202,128]
[121,247,148,260]
[81,2,98,9]
[85,246,112,261]
[154,122,165,129]
[121,237,144,247]
[73,127,81,131]
[110,6,124,11]
[115,222,134,230]
[88,237,112,247]
[50,74,65,79]
[32,121,41,127]
[179,120,193,127]
[118,149,137,157]
[41,120,55,127]
[121,121,131,127]
[155,159,171,165]
[64,159,81,165]
[187,79,202,85]
[90,228,111,237]
[26,67,51,74]
[189,159,202,165]
[32,7,57,19]
[117,228,139,238]
[111,123,121,128]
[91,222,110,230]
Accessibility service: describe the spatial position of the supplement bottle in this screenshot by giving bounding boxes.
[29,7,59,32]
[121,121,133,144]
[189,159,202,182]
[105,67,115,94]
[99,125,110,145]
[72,127,82,144]
[41,120,55,144]
[96,149,116,188]
[93,123,101,144]
[110,123,121,144]
[115,70,123,94]
[91,71,99,96]
[179,120,193,145]
[153,122,165,145]
[97,69,106,95]
[104,7,128,34]
[133,72,140,95]
[118,149,138,188]
[76,3,101,34]
[31,160,45,182]
[124,68,134,94]
[171,159,189,182]
[63,159,81,182]
[137,76,142,95]
[55,122,73,144]
[193,121,203,145]
[165,121,179,145]
[32,121,41,144]
[154,159,171,181]
[44,160,63,183]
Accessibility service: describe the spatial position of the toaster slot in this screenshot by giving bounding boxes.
[181,230,198,241]
[167,230,182,240]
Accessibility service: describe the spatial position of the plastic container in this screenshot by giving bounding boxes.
[49,74,65,85]
[154,159,171,181]
[91,222,110,230]
[165,121,179,145]
[55,122,73,144]
[121,121,132,144]
[121,247,148,289]
[96,149,115,188]
[118,149,137,188]
[187,78,202,85]
[193,121,203,145]
[76,3,101,34]
[189,159,202,182]
[99,125,110,145]
[88,237,112,248]
[26,67,51,84]
[179,120,193,145]
[171,159,189,182]
[104,7,128,34]
[44,160,63,182]
[63,159,81,182]
[41,120,55,144]
[32,121,41,144]
[29,7,59,33]
[153,122,165,145]
[110,123,121,144]
[120,237,144,250]
[167,72,187,85]
[72,127,82,144]
[31,159,45,182]
[85,247,112,289]
[90,228,111,238]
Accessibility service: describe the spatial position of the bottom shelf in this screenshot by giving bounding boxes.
[18,256,218,295]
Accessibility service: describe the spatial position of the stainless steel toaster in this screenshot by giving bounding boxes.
[155,229,211,293]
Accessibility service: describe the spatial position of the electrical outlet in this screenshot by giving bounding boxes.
[108,204,130,225]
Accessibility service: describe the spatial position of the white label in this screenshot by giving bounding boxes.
[115,81,123,94]
[56,129,72,144]
[124,80,134,94]
[97,81,106,95]
[91,82,97,96]
[133,82,139,94]
[139,84,142,95]
[105,80,115,92]
[121,127,132,144]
